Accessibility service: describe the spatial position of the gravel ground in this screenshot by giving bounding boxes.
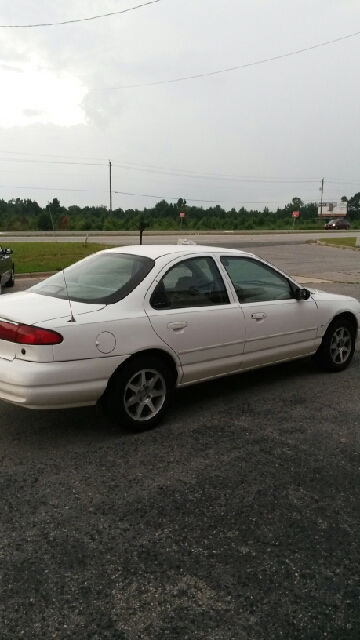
[1,354,360,639]
[1,244,360,638]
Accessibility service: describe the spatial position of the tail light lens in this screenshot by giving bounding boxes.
[0,321,63,345]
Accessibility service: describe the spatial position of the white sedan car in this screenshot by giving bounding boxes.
[0,244,359,430]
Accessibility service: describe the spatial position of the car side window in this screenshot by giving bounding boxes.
[221,256,292,303]
[150,256,230,310]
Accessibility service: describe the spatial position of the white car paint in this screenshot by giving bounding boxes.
[0,244,359,410]
[144,252,246,384]
[308,289,360,336]
[240,297,319,369]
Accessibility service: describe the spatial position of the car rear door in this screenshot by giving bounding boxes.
[145,255,246,384]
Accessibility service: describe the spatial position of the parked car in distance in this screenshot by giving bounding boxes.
[0,244,359,431]
[324,218,350,230]
[0,246,15,294]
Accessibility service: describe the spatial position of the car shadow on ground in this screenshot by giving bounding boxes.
[2,352,357,448]
[0,400,130,448]
[172,355,318,414]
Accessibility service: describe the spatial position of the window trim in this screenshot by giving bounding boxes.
[31,253,155,305]
[150,255,230,311]
[220,255,295,304]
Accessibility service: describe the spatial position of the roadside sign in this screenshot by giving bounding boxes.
[179,212,185,218]
[292,211,300,218]
[317,202,347,217]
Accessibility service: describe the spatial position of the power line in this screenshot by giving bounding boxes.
[0,184,338,205]
[0,0,162,28]
[0,185,107,192]
[90,29,360,90]
[0,150,109,160]
[114,190,278,204]
[114,190,326,204]
[0,158,105,167]
[0,153,359,188]
[0,158,319,183]
[112,164,321,184]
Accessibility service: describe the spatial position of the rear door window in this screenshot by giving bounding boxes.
[150,256,230,310]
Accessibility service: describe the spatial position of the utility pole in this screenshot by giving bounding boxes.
[320,177,324,218]
[109,160,112,212]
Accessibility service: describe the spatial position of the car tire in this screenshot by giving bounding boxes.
[5,268,14,288]
[104,355,175,431]
[314,316,355,372]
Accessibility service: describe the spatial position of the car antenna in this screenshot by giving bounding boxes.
[48,205,76,323]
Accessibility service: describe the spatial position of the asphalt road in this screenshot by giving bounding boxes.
[3,230,360,286]
[1,242,360,639]
[2,230,360,247]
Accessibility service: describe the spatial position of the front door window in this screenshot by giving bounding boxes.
[220,256,292,303]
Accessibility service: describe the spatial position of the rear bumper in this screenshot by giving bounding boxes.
[0,355,129,409]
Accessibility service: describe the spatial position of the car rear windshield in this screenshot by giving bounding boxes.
[30,253,155,304]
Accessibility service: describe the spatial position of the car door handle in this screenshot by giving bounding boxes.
[251,312,267,320]
[167,322,188,331]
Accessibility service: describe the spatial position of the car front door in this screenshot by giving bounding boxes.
[145,255,246,384]
[220,255,319,369]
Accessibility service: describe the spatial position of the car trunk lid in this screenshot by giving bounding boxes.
[0,292,105,361]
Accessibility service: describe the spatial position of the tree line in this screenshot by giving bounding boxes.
[1,193,360,232]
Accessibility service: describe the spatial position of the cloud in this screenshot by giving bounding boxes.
[0,63,23,73]
[81,90,126,128]
[23,109,46,118]
[0,61,86,127]
[0,0,359,210]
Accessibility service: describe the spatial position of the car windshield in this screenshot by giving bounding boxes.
[30,253,155,304]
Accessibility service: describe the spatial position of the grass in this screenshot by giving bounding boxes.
[7,242,110,274]
[319,237,357,248]
[6,236,360,274]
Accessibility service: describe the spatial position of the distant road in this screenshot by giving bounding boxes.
[1,230,360,247]
[7,234,360,292]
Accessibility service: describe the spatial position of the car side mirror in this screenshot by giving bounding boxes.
[294,287,310,301]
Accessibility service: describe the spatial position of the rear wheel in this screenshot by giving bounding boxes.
[104,355,175,431]
[314,317,355,372]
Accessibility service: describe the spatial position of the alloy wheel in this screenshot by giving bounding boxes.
[124,368,166,421]
[330,326,352,365]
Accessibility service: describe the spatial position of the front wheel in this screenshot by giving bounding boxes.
[5,268,14,288]
[314,317,355,372]
[104,355,175,431]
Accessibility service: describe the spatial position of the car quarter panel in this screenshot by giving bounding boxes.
[0,355,130,408]
[48,311,180,363]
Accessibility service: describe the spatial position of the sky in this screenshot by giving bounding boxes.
[0,0,359,213]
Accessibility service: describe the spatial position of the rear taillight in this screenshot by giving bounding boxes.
[0,321,63,345]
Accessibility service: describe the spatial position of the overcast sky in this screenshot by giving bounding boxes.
[0,0,359,212]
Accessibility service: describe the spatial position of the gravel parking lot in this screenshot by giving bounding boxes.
[1,242,360,639]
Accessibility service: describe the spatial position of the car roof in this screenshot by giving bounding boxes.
[102,244,248,260]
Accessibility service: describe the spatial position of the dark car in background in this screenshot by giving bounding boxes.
[0,246,14,294]
[324,218,350,230]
